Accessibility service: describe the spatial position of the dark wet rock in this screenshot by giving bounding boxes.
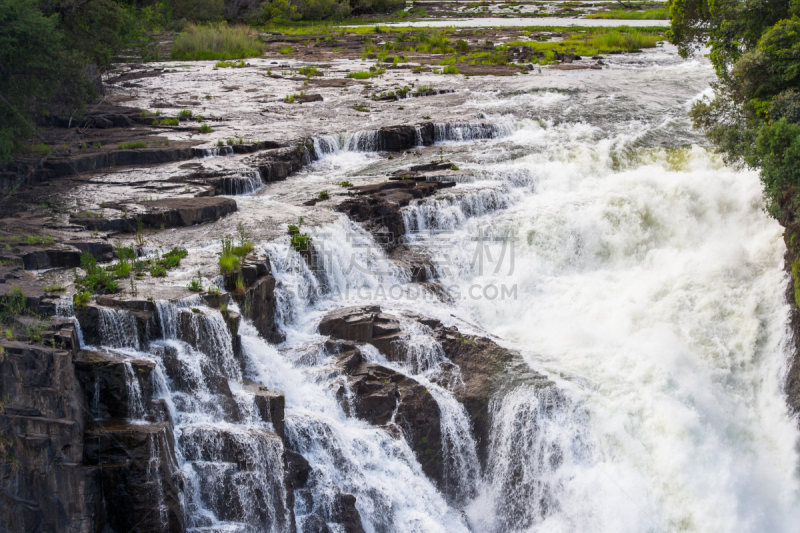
[70,196,237,232]
[44,145,195,178]
[553,52,581,63]
[336,354,445,493]
[330,493,366,533]
[232,257,284,344]
[389,244,435,282]
[318,305,401,355]
[0,337,93,533]
[321,305,552,467]
[286,450,312,488]
[65,239,114,262]
[74,350,156,420]
[201,291,230,308]
[221,307,243,359]
[246,142,315,184]
[378,124,429,151]
[84,419,184,533]
[139,196,238,226]
[20,244,81,270]
[339,181,455,250]
[292,94,324,103]
[244,381,286,439]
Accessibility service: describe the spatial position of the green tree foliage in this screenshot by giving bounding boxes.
[0,0,161,164]
[668,0,800,216]
[0,0,91,162]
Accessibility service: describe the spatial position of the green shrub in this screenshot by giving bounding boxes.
[179,109,193,119]
[339,180,353,187]
[288,224,312,252]
[150,264,166,277]
[73,291,91,308]
[346,71,371,79]
[587,8,669,20]
[160,248,188,269]
[199,123,213,134]
[171,0,224,22]
[171,23,265,61]
[279,46,294,55]
[442,66,459,75]
[109,260,131,279]
[318,190,330,200]
[0,287,26,320]
[155,118,179,125]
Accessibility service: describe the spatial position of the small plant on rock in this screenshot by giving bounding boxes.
[187,272,203,292]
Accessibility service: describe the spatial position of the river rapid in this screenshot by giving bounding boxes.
[80,42,800,533]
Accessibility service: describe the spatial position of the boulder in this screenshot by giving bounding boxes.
[318,305,402,356]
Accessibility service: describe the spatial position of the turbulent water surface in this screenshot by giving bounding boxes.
[85,44,800,533]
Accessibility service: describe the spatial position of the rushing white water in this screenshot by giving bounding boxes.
[67,47,800,533]
[398,98,800,532]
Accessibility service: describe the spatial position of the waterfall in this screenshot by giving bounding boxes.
[98,307,140,350]
[312,130,383,156]
[434,120,515,142]
[193,146,234,158]
[466,386,594,532]
[402,186,514,233]
[222,169,264,195]
[415,125,425,146]
[124,362,147,421]
[180,424,293,532]
[427,383,480,505]
[155,299,240,381]
[55,298,73,317]
[265,216,408,327]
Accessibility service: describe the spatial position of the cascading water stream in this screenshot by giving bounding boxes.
[54,53,800,533]
[222,169,264,195]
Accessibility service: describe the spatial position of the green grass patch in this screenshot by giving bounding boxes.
[279,46,294,55]
[442,65,459,74]
[118,141,147,149]
[171,23,265,61]
[587,8,669,20]
[298,66,320,77]
[346,71,371,79]
[179,110,193,119]
[792,259,800,309]
[590,29,660,51]
[215,59,247,68]
[154,118,179,126]
[199,124,213,134]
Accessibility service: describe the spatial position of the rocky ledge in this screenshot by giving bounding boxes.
[318,305,552,495]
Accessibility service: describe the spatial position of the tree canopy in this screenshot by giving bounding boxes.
[668,0,800,216]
